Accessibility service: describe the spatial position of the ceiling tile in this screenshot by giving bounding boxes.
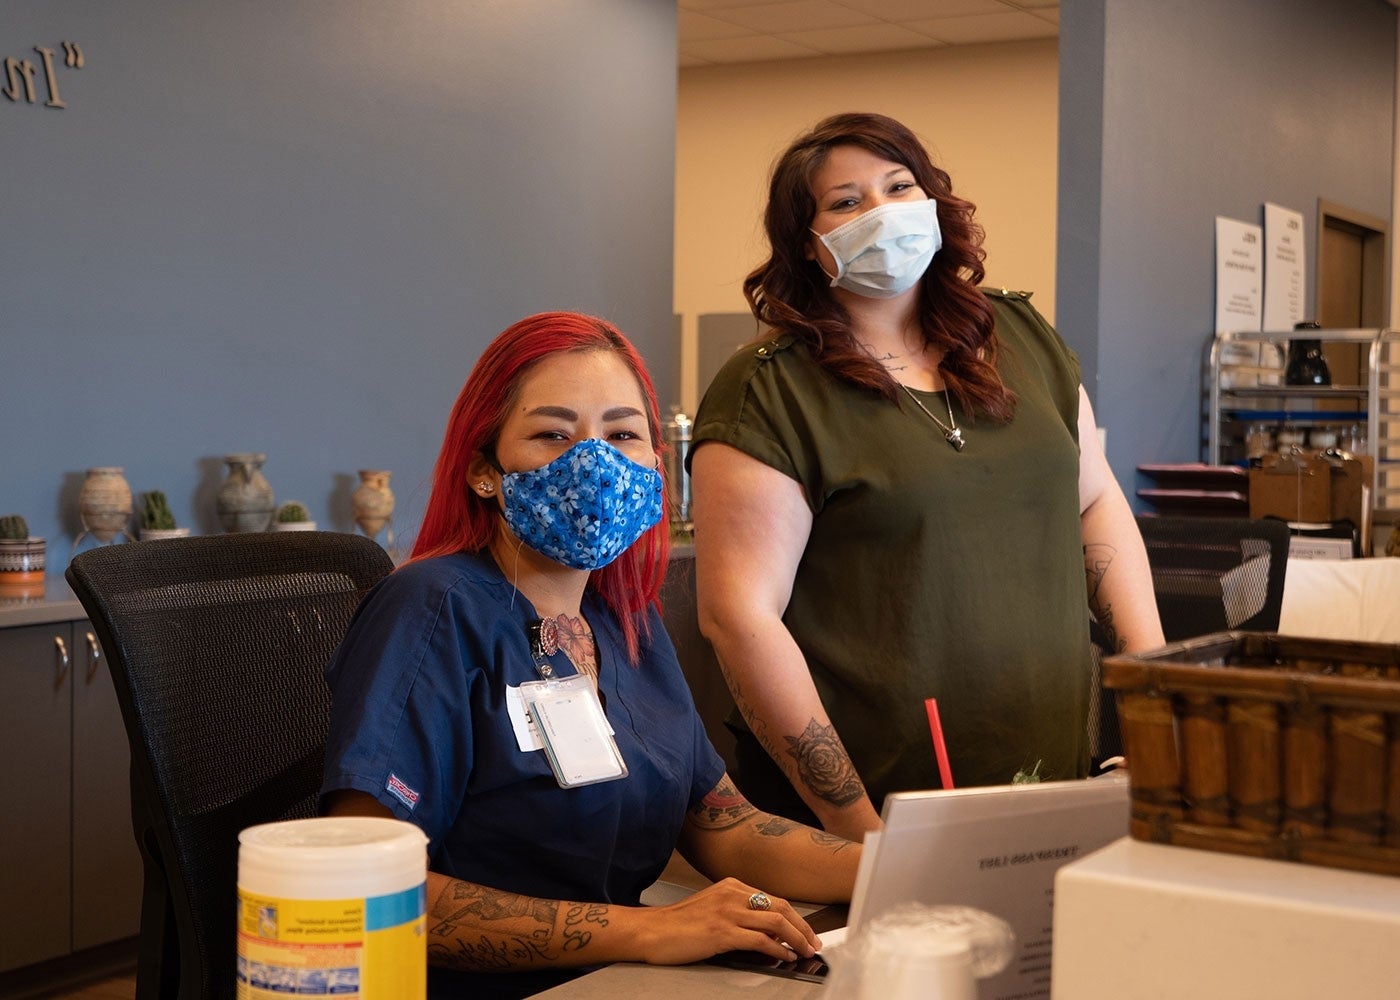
[834,0,1011,17]
[712,0,882,34]
[680,34,826,64]
[678,0,1061,65]
[906,11,1058,44]
[777,22,949,55]
[679,10,755,41]
[679,0,793,10]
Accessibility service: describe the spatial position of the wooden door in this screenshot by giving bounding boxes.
[1316,200,1388,384]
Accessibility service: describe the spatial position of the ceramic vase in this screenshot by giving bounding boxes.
[217,453,276,533]
[0,537,46,597]
[79,467,134,543]
[141,527,192,541]
[352,469,395,539]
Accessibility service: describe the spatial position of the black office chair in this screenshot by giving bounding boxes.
[1136,515,1291,641]
[1090,515,1291,766]
[66,531,394,1000]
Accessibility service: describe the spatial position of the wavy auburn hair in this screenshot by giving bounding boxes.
[744,112,1014,422]
[410,311,671,663]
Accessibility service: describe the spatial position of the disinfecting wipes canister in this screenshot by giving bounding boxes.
[237,817,429,998]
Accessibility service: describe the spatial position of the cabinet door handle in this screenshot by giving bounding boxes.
[85,630,102,682]
[54,635,71,684]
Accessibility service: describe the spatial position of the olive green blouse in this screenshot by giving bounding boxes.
[690,289,1091,809]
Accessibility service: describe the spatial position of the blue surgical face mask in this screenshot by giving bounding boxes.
[497,437,664,571]
[814,198,942,299]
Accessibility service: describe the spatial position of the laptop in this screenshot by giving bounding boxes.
[709,776,1128,995]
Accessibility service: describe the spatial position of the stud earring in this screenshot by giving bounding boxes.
[477,481,495,495]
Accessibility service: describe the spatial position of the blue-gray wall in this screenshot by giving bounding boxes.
[1057,0,1395,498]
[3,2,677,561]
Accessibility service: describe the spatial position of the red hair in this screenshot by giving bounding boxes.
[744,112,1015,423]
[410,311,671,663]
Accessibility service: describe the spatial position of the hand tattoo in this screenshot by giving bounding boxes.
[785,720,864,807]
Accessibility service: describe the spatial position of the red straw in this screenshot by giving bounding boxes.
[925,698,955,790]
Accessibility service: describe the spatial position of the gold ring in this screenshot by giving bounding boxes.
[747,892,771,911]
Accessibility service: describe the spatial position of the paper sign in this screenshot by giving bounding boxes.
[849,778,1129,1000]
[1262,202,1306,331]
[1215,216,1263,333]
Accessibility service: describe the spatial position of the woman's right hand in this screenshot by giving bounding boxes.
[631,877,820,966]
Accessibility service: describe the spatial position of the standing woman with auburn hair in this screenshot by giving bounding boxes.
[320,312,859,1000]
[689,113,1163,841]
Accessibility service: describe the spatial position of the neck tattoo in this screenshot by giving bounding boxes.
[534,613,598,682]
[900,383,965,452]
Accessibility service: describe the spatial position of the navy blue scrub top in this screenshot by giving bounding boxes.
[320,550,726,910]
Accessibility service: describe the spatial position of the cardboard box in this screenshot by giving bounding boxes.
[1247,451,1373,527]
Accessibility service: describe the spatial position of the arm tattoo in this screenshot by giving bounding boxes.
[751,814,854,852]
[808,828,855,852]
[689,774,758,830]
[426,880,609,973]
[1084,543,1125,652]
[784,719,864,807]
[1084,543,1116,605]
[754,815,796,837]
[560,903,609,953]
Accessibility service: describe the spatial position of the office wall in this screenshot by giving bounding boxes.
[2,1,677,558]
[675,40,1058,412]
[1058,0,1396,493]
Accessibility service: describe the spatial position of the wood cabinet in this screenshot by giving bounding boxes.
[0,617,142,973]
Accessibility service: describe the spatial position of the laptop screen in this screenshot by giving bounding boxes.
[848,776,1129,999]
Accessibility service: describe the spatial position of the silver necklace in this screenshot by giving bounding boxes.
[900,383,965,452]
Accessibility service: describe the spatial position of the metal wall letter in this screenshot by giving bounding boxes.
[35,47,66,108]
[4,41,83,109]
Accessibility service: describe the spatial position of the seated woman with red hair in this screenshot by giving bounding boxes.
[320,311,859,1000]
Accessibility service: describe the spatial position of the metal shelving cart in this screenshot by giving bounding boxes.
[1205,327,1400,513]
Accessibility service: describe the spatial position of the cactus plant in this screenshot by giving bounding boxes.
[0,514,29,540]
[141,491,178,530]
[276,501,310,523]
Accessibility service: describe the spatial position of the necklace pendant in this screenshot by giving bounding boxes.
[945,428,966,452]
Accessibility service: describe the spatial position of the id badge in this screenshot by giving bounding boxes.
[519,675,628,788]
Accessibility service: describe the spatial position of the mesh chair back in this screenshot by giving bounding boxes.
[66,532,393,1000]
[1136,515,1291,641]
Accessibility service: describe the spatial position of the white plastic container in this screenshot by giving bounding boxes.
[237,817,428,998]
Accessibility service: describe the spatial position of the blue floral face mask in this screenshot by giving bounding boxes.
[498,437,664,570]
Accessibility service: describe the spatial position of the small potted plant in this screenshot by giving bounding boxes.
[140,491,191,541]
[271,501,317,532]
[0,514,46,597]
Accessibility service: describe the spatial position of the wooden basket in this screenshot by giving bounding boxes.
[1103,632,1400,877]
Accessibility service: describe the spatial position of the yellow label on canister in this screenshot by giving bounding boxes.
[236,885,425,997]
[237,817,428,998]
